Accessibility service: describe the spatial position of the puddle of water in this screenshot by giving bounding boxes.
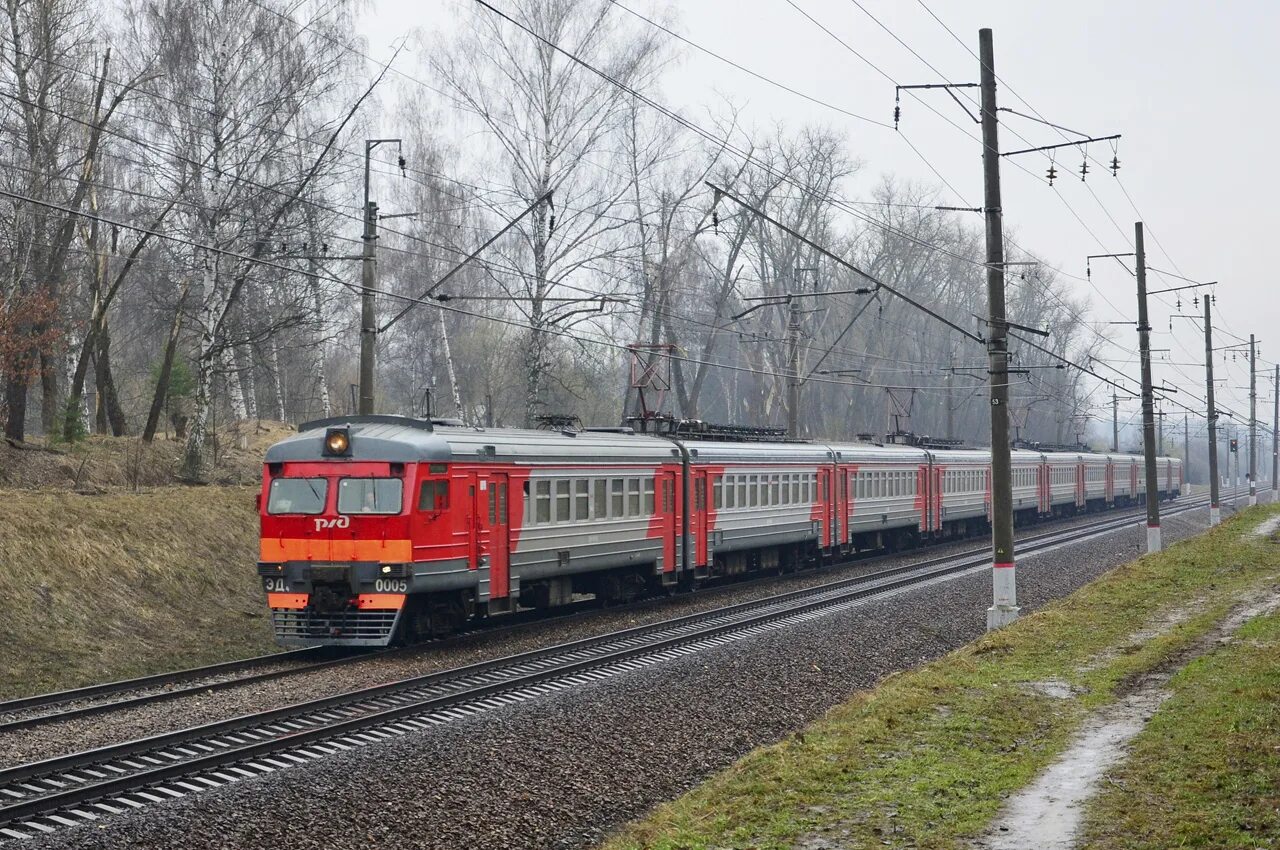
[978,588,1280,850]
[976,689,1170,850]
[1251,515,1280,539]
[1019,679,1076,700]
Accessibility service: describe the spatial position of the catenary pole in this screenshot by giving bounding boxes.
[1249,334,1257,505]
[358,137,401,415]
[979,28,1018,629]
[1183,412,1190,486]
[1205,296,1220,524]
[1134,222,1161,552]
[1112,390,1119,452]
[358,197,378,415]
[1273,364,1278,498]
[787,296,801,437]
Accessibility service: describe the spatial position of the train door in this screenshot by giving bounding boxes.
[487,473,510,600]
[658,470,678,574]
[817,467,833,550]
[692,469,710,568]
[837,467,849,547]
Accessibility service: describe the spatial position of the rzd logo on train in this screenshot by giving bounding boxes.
[313,516,351,531]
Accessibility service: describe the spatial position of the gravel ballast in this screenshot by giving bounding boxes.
[19,508,1214,850]
[0,504,1182,768]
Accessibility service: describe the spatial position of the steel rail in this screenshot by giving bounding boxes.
[0,496,1197,734]
[0,497,1206,839]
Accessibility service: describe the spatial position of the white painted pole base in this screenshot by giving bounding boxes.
[1210,506,1221,526]
[1249,489,1257,506]
[1146,524,1162,553]
[987,603,1020,630]
[987,563,1019,630]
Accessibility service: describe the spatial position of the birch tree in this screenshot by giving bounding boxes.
[431,0,664,425]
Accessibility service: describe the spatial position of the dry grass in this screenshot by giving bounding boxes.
[0,419,293,491]
[0,486,278,698]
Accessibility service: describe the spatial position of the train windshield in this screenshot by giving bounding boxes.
[267,478,328,515]
[337,477,403,515]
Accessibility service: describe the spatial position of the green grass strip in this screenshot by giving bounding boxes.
[601,505,1280,850]
[1080,584,1280,848]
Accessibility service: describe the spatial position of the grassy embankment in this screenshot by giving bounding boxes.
[601,505,1280,850]
[1081,579,1280,848]
[0,487,276,699]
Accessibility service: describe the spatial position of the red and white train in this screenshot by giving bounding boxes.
[258,415,1182,646]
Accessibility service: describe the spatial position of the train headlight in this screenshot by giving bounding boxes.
[324,427,351,456]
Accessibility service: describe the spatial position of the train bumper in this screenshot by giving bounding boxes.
[268,596,406,647]
[263,567,408,646]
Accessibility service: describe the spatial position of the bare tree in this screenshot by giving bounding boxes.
[431,0,664,425]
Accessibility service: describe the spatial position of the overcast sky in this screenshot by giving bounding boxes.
[358,0,1279,435]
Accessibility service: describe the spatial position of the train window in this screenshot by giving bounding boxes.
[713,479,722,510]
[627,478,642,516]
[664,478,675,513]
[737,477,747,507]
[748,475,759,507]
[611,479,624,517]
[337,478,403,515]
[488,485,497,524]
[595,479,608,518]
[418,480,449,513]
[695,478,707,511]
[555,480,571,523]
[792,475,800,503]
[771,475,781,505]
[575,480,590,520]
[644,478,655,514]
[268,478,327,515]
[535,480,551,524]
[725,476,736,509]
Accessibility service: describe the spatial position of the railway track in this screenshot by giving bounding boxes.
[0,496,1203,736]
[0,497,1208,841]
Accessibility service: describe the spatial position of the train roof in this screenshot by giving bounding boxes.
[437,425,678,464]
[826,443,931,463]
[264,416,679,465]
[681,439,835,465]
[264,416,1184,469]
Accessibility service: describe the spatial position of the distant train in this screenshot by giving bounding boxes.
[257,416,1182,646]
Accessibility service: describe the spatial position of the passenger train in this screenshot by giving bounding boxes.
[257,415,1182,646]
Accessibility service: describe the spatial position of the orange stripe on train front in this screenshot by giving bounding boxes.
[267,592,309,609]
[355,593,406,610]
[259,538,413,562]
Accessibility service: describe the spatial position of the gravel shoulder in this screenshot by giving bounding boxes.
[22,504,1218,849]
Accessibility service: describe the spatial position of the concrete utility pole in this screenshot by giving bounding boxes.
[358,137,401,415]
[1205,296,1220,524]
[1134,222,1162,552]
[979,28,1018,629]
[1249,333,1257,505]
[786,296,801,437]
[1112,390,1119,452]
[1184,412,1190,486]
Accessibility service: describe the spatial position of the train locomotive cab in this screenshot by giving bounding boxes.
[258,416,469,647]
